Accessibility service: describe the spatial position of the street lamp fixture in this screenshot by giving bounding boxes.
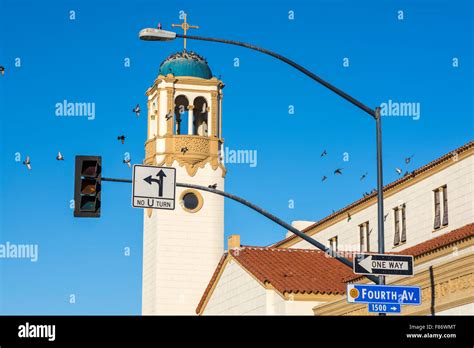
[139,28,176,41]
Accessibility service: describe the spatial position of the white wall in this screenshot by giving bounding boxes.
[204,259,267,315]
[290,155,473,254]
[203,260,325,315]
[142,163,225,315]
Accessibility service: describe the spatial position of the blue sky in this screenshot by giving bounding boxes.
[0,0,472,314]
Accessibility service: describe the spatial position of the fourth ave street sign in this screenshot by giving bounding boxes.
[132,165,176,210]
[353,253,414,276]
[347,283,421,306]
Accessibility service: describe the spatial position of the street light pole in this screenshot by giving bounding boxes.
[375,107,385,287]
[138,28,387,287]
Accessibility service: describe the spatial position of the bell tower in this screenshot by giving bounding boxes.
[141,50,226,315]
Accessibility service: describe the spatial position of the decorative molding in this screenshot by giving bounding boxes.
[157,74,224,87]
[144,135,226,177]
[166,87,174,135]
[211,91,218,137]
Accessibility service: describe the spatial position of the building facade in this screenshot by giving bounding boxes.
[197,142,473,315]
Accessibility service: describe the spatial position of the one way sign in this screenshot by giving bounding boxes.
[132,165,176,210]
[353,253,414,276]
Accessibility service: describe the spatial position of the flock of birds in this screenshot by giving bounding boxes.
[10,79,414,194]
[318,149,415,209]
[20,105,143,171]
[19,103,219,189]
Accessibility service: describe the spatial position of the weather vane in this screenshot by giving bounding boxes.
[172,13,199,51]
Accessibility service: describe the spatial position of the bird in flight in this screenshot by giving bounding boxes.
[181,146,189,154]
[405,155,414,164]
[208,183,217,189]
[56,151,64,161]
[334,168,343,175]
[23,156,31,170]
[0,66,4,76]
[165,111,173,120]
[123,158,131,168]
[395,167,402,175]
[360,172,368,181]
[132,104,141,117]
[321,175,327,182]
[363,192,371,198]
[117,135,126,144]
[320,150,327,157]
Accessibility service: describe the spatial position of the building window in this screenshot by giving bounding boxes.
[193,96,209,136]
[359,222,370,252]
[394,207,400,246]
[329,236,338,252]
[434,185,448,230]
[180,189,204,213]
[394,204,407,246]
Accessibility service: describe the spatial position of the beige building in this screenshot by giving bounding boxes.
[197,141,474,315]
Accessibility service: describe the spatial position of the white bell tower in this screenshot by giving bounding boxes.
[141,50,226,315]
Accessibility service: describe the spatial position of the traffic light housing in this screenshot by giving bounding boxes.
[74,156,102,217]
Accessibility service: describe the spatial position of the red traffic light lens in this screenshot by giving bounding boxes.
[81,160,99,177]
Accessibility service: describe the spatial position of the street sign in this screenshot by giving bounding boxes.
[347,283,421,305]
[132,165,176,210]
[353,253,414,276]
[367,303,401,314]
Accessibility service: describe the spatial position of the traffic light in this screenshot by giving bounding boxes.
[74,156,102,217]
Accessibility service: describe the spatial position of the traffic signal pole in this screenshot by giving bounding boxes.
[100,176,380,284]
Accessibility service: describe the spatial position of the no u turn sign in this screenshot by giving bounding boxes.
[132,165,176,210]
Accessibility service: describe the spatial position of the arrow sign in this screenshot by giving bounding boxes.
[353,253,414,276]
[143,170,167,197]
[132,165,176,210]
[347,283,421,306]
[367,303,401,314]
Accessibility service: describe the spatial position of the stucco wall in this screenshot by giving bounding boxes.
[142,163,225,315]
[203,259,267,315]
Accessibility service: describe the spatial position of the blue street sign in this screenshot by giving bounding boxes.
[367,303,401,314]
[347,283,421,306]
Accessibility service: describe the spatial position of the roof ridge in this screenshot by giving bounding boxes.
[236,245,325,253]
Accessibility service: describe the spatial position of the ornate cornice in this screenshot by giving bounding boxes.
[145,135,226,177]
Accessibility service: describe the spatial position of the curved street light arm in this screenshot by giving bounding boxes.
[178,34,377,119]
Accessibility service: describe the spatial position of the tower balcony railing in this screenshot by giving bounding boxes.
[144,135,223,176]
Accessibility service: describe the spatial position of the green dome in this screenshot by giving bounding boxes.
[159,51,212,79]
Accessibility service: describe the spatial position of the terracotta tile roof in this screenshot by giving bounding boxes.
[196,247,354,314]
[345,223,474,282]
[272,141,473,248]
[197,224,474,314]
